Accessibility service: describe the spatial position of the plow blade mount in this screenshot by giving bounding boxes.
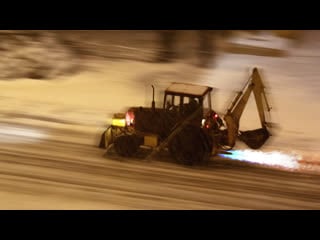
[238,127,270,149]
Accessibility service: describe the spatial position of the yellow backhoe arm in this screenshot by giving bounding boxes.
[223,68,272,149]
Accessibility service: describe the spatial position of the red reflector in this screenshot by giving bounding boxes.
[214,113,218,119]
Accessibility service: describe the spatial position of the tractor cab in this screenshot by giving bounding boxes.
[163,82,213,118]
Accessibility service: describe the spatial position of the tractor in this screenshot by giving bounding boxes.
[99,67,272,165]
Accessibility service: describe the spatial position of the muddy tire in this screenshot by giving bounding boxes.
[114,134,141,157]
[211,139,219,156]
[168,125,213,165]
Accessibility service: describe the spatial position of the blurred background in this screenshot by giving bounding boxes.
[0,30,303,80]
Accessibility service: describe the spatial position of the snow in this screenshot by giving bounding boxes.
[0,31,79,79]
[221,149,301,170]
[166,82,211,96]
[0,30,319,171]
[227,31,291,51]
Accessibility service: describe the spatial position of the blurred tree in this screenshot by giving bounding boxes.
[155,30,177,62]
[155,30,302,67]
[155,30,219,67]
[197,30,217,68]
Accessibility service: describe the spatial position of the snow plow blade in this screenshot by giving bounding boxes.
[238,127,270,149]
[99,130,107,149]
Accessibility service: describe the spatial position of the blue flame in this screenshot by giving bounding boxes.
[219,149,301,169]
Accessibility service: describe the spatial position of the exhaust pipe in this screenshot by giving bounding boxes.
[151,85,155,111]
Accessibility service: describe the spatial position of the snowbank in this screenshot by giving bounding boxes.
[0,31,80,79]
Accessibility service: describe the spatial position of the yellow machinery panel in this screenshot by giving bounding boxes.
[111,113,126,127]
[112,118,126,127]
[144,134,158,147]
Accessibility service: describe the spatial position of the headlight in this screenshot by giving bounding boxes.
[112,113,126,127]
[112,118,126,127]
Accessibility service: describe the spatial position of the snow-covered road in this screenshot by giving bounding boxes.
[0,121,319,209]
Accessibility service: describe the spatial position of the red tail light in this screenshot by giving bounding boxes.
[125,111,135,126]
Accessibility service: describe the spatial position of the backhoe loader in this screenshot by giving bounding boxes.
[99,67,272,165]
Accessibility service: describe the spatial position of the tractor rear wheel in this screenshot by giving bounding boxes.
[114,134,141,157]
[168,124,213,165]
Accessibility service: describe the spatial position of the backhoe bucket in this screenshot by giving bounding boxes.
[238,127,270,149]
